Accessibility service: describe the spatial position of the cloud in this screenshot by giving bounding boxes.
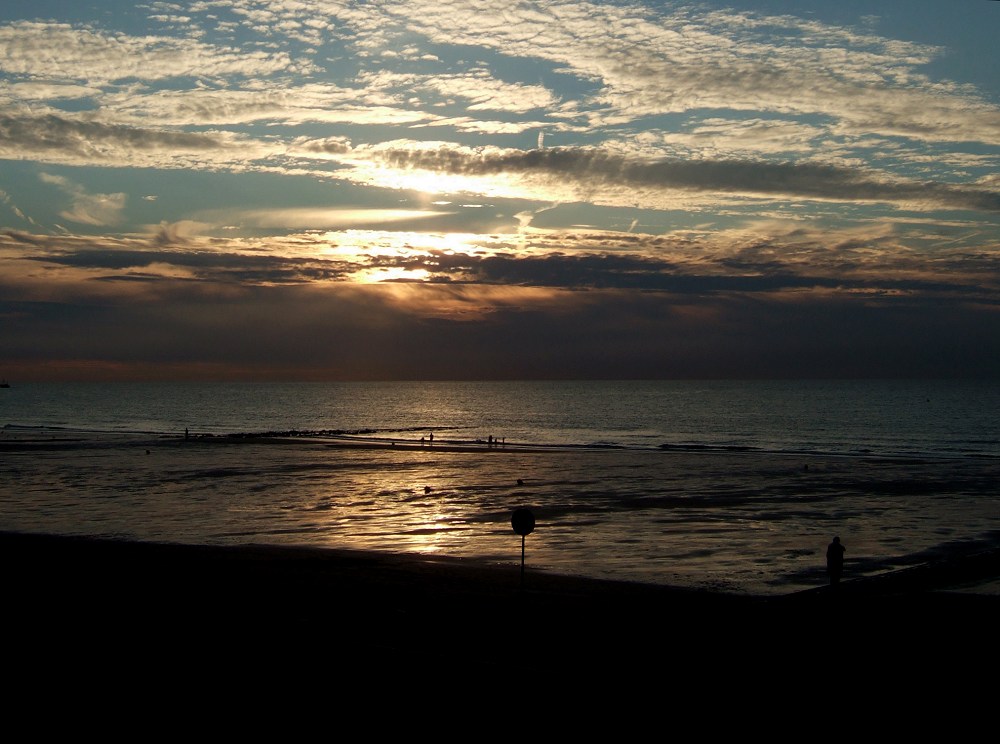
[3,273,998,381]
[215,207,456,230]
[356,69,560,114]
[5,215,997,301]
[0,81,103,105]
[0,188,35,225]
[365,143,1000,213]
[374,0,1000,146]
[287,137,353,159]
[101,84,444,127]
[151,220,213,249]
[1,1,999,382]
[0,112,279,169]
[651,118,825,157]
[3,2,997,204]
[0,20,303,83]
[38,172,126,226]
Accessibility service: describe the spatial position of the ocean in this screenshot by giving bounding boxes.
[2,379,998,594]
[3,379,998,457]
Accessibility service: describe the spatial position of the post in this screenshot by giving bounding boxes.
[511,508,535,591]
[520,534,526,587]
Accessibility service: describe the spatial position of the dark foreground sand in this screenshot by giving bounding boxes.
[4,530,998,686]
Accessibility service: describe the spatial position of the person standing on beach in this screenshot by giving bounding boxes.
[826,536,845,586]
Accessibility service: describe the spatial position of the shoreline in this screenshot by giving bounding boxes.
[7,528,999,600]
[2,529,757,606]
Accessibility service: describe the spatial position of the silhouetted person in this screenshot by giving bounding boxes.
[826,536,845,586]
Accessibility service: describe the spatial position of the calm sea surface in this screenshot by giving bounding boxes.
[2,379,998,458]
[2,380,998,594]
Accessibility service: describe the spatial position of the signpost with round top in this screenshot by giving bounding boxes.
[511,508,535,589]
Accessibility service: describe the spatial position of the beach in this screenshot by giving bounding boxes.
[4,529,999,686]
[3,426,999,690]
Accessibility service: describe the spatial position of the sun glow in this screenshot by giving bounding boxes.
[353,266,431,283]
[320,229,492,256]
[351,157,516,199]
[314,228,507,283]
[390,170,474,195]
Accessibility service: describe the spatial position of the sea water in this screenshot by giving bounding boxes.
[2,379,997,458]
[1,380,998,594]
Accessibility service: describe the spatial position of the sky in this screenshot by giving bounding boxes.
[1,0,999,382]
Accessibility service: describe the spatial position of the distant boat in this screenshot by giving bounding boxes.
[0,380,10,388]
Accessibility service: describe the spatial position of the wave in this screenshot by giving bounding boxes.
[2,424,1000,460]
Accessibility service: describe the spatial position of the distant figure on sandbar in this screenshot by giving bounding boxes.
[420,436,425,446]
[429,432,434,445]
[826,536,846,586]
[487,435,493,448]
[185,427,189,440]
